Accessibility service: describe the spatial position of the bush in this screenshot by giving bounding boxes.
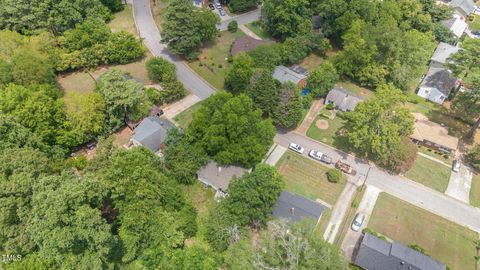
[326,168,342,183]
[302,93,313,109]
[228,20,238,33]
[72,154,88,170]
[325,103,334,110]
[146,57,177,83]
[408,244,426,254]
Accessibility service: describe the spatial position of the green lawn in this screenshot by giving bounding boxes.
[173,100,204,129]
[336,80,374,97]
[418,146,453,165]
[315,208,331,237]
[188,30,245,90]
[405,155,451,192]
[276,151,347,205]
[468,14,480,32]
[470,173,480,208]
[306,110,349,150]
[369,193,479,270]
[245,21,272,40]
[108,4,137,36]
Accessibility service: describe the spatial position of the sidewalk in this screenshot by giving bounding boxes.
[264,144,287,166]
[239,25,262,40]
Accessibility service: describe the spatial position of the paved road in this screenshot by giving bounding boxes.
[132,0,215,99]
[275,131,480,233]
[217,8,262,31]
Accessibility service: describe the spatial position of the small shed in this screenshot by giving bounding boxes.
[272,191,326,222]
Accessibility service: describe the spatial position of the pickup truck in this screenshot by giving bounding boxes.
[335,160,357,175]
[308,150,332,164]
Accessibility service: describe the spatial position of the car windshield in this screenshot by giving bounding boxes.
[353,221,361,226]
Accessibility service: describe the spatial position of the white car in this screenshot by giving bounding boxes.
[308,150,332,164]
[289,143,304,154]
[351,213,365,232]
[452,160,461,173]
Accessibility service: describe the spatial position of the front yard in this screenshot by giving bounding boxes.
[276,151,347,206]
[369,193,479,270]
[468,14,480,32]
[173,100,204,129]
[188,30,246,90]
[405,155,451,192]
[245,21,272,40]
[306,110,349,150]
[107,4,137,35]
[470,173,480,208]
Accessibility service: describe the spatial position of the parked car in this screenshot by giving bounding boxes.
[208,3,215,10]
[215,2,222,9]
[219,9,226,16]
[309,150,332,164]
[351,213,365,232]
[289,143,304,154]
[452,159,461,173]
[335,160,357,175]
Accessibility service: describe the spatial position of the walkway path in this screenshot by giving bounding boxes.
[341,185,380,260]
[264,144,287,166]
[296,99,324,135]
[239,25,262,40]
[418,152,450,167]
[217,8,261,31]
[445,161,472,203]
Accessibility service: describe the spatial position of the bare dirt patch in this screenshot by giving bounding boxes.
[316,119,329,130]
[113,127,133,147]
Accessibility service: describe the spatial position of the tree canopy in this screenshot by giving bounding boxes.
[272,82,303,129]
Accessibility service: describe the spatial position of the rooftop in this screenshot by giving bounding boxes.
[132,117,173,152]
[272,65,307,86]
[272,191,325,222]
[197,161,248,191]
[419,67,457,96]
[430,42,460,65]
[410,113,459,150]
[442,15,468,38]
[450,0,476,16]
[355,233,446,270]
[325,87,364,111]
[231,36,267,56]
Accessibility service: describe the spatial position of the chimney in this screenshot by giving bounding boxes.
[290,207,295,216]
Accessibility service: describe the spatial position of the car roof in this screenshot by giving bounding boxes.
[355,213,365,220]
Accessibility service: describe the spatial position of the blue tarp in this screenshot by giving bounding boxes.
[301,89,310,96]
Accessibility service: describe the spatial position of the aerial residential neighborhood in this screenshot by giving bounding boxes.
[0,0,480,269]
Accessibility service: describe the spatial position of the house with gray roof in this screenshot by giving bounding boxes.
[449,0,476,17]
[272,191,326,222]
[272,66,307,88]
[417,67,458,104]
[430,42,460,68]
[130,116,173,153]
[325,87,364,111]
[354,233,446,270]
[197,161,248,192]
[442,15,468,40]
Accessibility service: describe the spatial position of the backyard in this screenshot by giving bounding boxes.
[276,151,347,206]
[188,30,246,90]
[405,155,451,192]
[369,193,479,270]
[306,109,349,150]
[470,173,480,208]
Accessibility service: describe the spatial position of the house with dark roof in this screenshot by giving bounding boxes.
[231,36,267,56]
[354,233,446,270]
[430,42,460,69]
[197,161,248,192]
[272,191,326,222]
[417,67,458,104]
[442,15,468,40]
[130,116,173,153]
[325,87,364,111]
[449,0,476,17]
[272,66,308,88]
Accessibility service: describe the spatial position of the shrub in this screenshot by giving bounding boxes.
[408,244,426,254]
[325,103,334,110]
[72,154,88,170]
[146,57,177,83]
[326,168,342,183]
[228,20,238,33]
[302,93,313,109]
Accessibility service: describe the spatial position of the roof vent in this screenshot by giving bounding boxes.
[290,207,295,216]
[400,261,405,265]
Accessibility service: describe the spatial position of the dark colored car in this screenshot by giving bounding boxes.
[208,4,215,10]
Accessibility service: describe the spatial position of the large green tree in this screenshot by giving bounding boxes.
[307,62,339,97]
[272,82,303,129]
[225,52,255,95]
[161,0,219,59]
[447,38,480,83]
[246,68,280,116]
[228,0,259,13]
[186,93,275,167]
[344,84,415,171]
[262,0,312,40]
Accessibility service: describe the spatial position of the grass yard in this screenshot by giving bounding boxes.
[188,30,245,90]
[276,151,347,205]
[300,53,324,71]
[58,72,96,96]
[405,155,451,192]
[468,14,480,32]
[315,208,332,237]
[418,146,453,165]
[245,21,272,40]
[470,173,480,208]
[150,0,172,31]
[369,193,479,270]
[173,100,204,129]
[306,110,349,151]
[335,185,366,245]
[336,80,374,98]
[108,4,137,36]
[182,182,216,220]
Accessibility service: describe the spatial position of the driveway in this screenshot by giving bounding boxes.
[264,144,287,166]
[217,8,262,31]
[445,162,472,204]
[132,0,215,99]
[341,185,380,260]
[163,94,201,120]
[296,99,324,135]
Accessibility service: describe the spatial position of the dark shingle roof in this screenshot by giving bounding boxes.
[355,233,446,270]
[325,88,364,111]
[197,161,248,191]
[420,67,457,95]
[272,191,325,222]
[132,117,173,152]
[231,36,267,56]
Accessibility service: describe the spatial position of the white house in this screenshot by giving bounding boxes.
[442,15,468,40]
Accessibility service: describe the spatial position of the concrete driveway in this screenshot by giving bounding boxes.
[445,162,472,204]
[341,185,380,260]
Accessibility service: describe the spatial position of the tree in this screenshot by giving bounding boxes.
[0,59,12,86]
[163,245,223,270]
[262,0,311,40]
[228,20,238,33]
[186,93,275,167]
[447,38,480,83]
[62,18,111,51]
[224,237,255,270]
[344,84,415,172]
[326,168,342,183]
[96,69,151,130]
[452,74,480,138]
[307,62,339,97]
[247,44,282,71]
[466,145,480,171]
[204,202,242,252]
[146,57,177,83]
[161,0,219,59]
[228,0,259,13]
[225,164,284,225]
[225,52,255,95]
[246,68,280,116]
[272,82,303,129]
[255,219,347,269]
[101,0,124,12]
[0,0,110,34]
[10,48,55,86]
